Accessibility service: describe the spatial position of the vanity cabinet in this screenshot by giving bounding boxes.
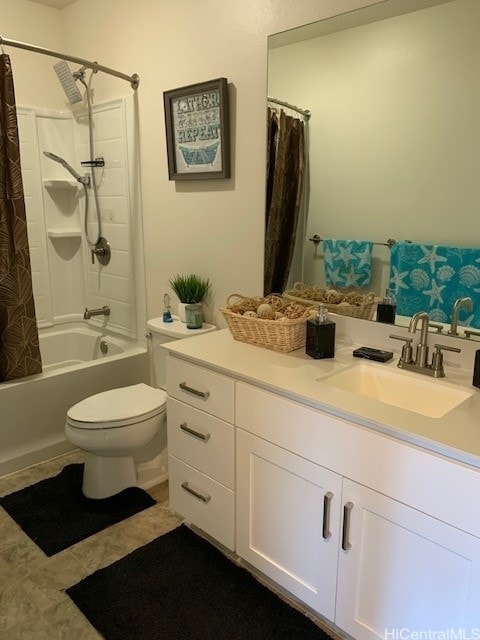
[235,382,480,637]
[165,351,480,637]
[166,355,235,550]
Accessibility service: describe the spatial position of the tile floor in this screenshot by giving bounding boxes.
[0,450,182,640]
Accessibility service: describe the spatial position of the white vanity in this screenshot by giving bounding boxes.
[164,317,480,639]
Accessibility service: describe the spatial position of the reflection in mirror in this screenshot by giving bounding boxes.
[266,0,480,339]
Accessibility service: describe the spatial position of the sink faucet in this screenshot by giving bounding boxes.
[390,310,461,378]
[84,305,110,320]
[409,311,430,367]
[448,297,473,336]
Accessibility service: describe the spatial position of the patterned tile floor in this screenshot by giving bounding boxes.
[0,450,182,640]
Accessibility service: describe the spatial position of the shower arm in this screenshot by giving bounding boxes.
[0,35,139,89]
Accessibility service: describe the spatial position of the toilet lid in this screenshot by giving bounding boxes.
[67,383,167,429]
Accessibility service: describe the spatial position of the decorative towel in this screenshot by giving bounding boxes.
[323,239,373,288]
[389,241,480,328]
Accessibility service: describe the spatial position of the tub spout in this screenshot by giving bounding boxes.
[84,306,110,320]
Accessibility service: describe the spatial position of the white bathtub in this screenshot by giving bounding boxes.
[0,324,150,477]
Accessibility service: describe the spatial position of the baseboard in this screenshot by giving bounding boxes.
[0,441,75,479]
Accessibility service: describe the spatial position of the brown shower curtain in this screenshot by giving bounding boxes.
[0,54,42,382]
[264,107,305,296]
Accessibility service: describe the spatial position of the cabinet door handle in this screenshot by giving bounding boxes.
[322,491,334,539]
[181,481,211,504]
[180,422,210,442]
[342,501,354,551]
[179,382,210,399]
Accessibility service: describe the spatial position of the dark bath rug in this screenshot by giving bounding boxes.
[67,523,332,640]
[0,463,156,556]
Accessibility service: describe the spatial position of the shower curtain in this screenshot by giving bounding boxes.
[0,54,42,381]
[264,108,306,296]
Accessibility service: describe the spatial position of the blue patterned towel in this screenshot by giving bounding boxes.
[323,239,373,287]
[389,241,480,328]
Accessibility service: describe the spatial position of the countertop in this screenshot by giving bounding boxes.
[163,327,480,470]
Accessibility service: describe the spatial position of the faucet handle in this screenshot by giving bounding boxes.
[431,343,462,377]
[389,334,413,364]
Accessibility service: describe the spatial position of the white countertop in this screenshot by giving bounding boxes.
[163,326,480,469]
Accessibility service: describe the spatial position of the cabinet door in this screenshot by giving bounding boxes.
[236,428,342,620]
[336,479,480,639]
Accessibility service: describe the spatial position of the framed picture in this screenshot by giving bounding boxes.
[163,77,231,180]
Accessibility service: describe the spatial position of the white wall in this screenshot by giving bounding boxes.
[1,0,66,108]
[268,0,480,295]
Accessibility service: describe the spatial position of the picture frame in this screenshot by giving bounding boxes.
[163,77,231,180]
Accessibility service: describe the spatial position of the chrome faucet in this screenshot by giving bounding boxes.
[448,297,473,336]
[84,305,110,320]
[390,311,461,378]
[409,311,430,367]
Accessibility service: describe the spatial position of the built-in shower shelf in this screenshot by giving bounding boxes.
[43,179,79,190]
[47,228,82,238]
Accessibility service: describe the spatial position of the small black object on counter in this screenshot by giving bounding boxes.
[353,347,394,362]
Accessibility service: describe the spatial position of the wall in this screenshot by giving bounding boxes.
[5,0,441,327]
[1,0,65,108]
[58,0,391,327]
[268,0,480,294]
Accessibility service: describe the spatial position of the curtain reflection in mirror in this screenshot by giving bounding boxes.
[264,107,306,296]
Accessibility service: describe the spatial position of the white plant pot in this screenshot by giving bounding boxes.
[177,302,187,323]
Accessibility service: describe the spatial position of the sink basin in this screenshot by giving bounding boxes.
[322,363,473,418]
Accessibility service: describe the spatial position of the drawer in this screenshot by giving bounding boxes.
[168,455,235,550]
[166,355,234,422]
[167,397,234,489]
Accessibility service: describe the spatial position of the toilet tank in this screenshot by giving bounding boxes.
[146,317,216,389]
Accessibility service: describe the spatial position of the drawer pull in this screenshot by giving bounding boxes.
[322,491,334,540]
[342,501,354,551]
[180,422,211,442]
[181,481,211,504]
[179,382,210,399]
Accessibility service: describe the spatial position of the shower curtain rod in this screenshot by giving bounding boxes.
[268,96,311,120]
[0,35,139,89]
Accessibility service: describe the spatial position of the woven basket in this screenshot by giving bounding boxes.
[283,284,377,321]
[220,294,313,352]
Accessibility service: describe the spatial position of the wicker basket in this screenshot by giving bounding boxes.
[220,294,313,352]
[283,284,378,321]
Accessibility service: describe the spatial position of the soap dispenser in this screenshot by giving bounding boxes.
[306,303,335,359]
[376,289,396,324]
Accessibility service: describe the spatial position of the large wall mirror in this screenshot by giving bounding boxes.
[266,0,480,339]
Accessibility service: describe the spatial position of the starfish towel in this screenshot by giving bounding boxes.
[389,241,480,328]
[323,239,373,288]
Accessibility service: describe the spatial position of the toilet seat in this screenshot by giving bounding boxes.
[67,383,167,429]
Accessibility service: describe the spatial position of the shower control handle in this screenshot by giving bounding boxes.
[91,237,111,266]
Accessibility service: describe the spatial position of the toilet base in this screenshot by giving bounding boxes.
[83,453,137,499]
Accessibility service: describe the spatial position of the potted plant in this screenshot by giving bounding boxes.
[168,273,212,323]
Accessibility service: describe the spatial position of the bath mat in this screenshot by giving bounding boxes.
[67,524,332,640]
[0,463,156,556]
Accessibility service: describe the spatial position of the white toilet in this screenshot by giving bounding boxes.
[65,317,216,499]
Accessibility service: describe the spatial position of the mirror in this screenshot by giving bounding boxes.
[267,0,480,339]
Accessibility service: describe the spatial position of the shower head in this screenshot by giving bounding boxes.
[43,151,89,185]
[53,60,84,105]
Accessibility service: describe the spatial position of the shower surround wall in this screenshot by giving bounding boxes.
[18,95,140,338]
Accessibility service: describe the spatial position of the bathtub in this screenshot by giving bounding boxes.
[0,323,150,477]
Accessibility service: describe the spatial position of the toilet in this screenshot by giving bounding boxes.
[65,317,216,499]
